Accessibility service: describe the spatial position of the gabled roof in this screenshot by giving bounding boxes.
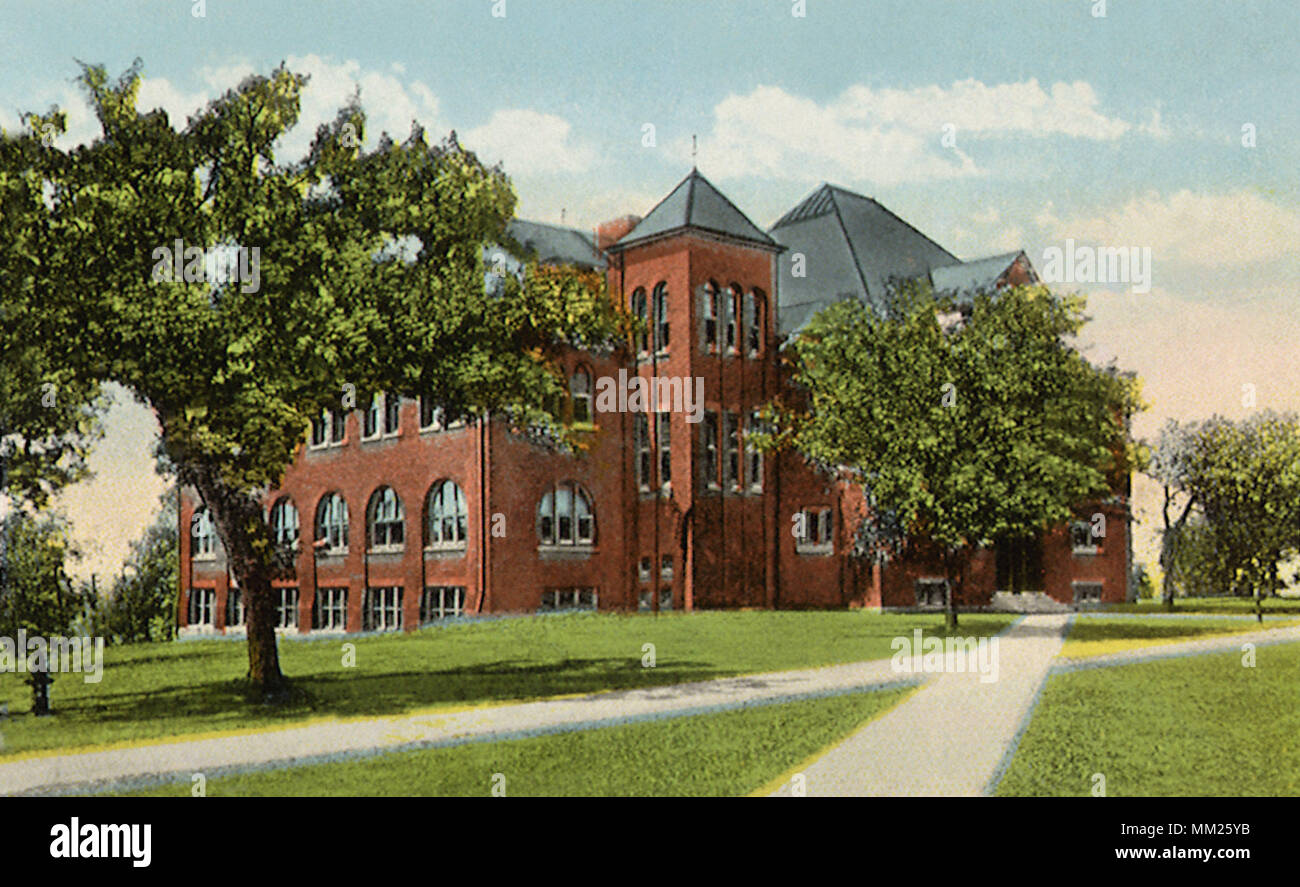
[505,218,605,270]
[609,169,778,251]
[770,183,958,334]
[929,251,1032,298]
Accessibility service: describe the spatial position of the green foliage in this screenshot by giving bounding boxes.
[6,61,621,689]
[1152,413,1300,600]
[767,281,1142,563]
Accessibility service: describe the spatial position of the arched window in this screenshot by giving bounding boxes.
[537,482,596,546]
[725,285,740,352]
[269,498,300,548]
[703,281,719,349]
[191,507,217,558]
[315,493,350,554]
[427,480,468,548]
[630,288,648,354]
[570,367,593,425]
[652,282,670,351]
[368,486,405,550]
[748,289,765,354]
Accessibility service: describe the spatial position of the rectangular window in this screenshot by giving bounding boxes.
[703,411,719,488]
[1073,581,1103,604]
[311,412,328,447]
[746,411,763,491]
[660,554,673,582]
[330,409,346,444]
[420,586,466,623]
[226,589,245,628]
[704,290,717,349]
[638,557,652,584]
[747,292,761,354]
[657,412,672,489]
[313,587,348,631]
[384,392,400,435]
[638,588,674,611]
[635,414,651,491]
[914,578,948,608]
[725,290,737,352]
[654,290,669,352]
[419,396,441,431]
[187,588,215,627]
[275,587,300,629]
[1071,520,1101,554]
[796,507,834,553]
[539,587,598,612]
[723,411,740,491]
[364,395,381,439]
[364,586,403,631]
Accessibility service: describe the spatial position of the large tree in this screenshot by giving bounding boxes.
[10,62,620,696]
[1151,413,1300,620]
[765,281,1143,629]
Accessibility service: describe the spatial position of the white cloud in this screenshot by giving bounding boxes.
[463,109,596,177]
[1050,190,1300,267]
[682,79,1146,185]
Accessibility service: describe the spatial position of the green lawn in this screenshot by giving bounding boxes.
[0,610,1013,758]
[997,642,1300,796]
[1102,596,1300,615]
[111,685,916,797]
[1061,615,1299,658]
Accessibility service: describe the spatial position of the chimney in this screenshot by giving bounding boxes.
[595,215,642,252]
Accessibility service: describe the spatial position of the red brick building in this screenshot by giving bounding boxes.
[178,171,1133,635]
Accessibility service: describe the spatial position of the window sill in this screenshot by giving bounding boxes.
[369,546,405,555]
[537,544,596,560]
[316,548,349,558]
[796,544,834,556]
[425,544,467,557]
[381,431,400,439]
[1072,546,1100,556]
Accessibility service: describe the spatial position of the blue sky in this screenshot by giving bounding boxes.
[3,0,1297,578]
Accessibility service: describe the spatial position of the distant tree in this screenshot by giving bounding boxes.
[763,280,1143,629]
[7,62,621,697]
[100,486,179,644]
[0,510,84,715]
[1151,413,1300,620]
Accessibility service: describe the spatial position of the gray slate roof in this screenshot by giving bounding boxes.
[505,218,605,269]
[929,251,1031,297]
[611,170,777,251]
[770,184,958,335]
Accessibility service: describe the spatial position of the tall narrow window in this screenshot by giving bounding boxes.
[364,586,403,631]
[725,286,739,352]
[330,408,346,444]
[703,282,718,349]
[657,412,672,489]
[571,368,593,425]
[427,479,468,548]
[192,507,216,558]
[419,395,441,431]
[313,587,348,631]
[368,486,405,550]
[631,288,648,354]
[748,290,765,354]
[746,411,764,492]
[653,283,669,352]
[275,587,300,629]
[311,411,328,447]
[634,413,651,491]
[383,392,400,435]
[316,493,349,553]
[364,394,381,439]
[724,411,741,490]
[269,498,300,549]
[702,411,719,488]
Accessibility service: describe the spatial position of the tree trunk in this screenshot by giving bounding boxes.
[185,465,288,697]
[944,549,960,632]
[28,671,51,716]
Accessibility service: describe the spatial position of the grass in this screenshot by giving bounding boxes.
[996,642,1300,796]
[0,609,1014,758]
[1103,595,1300,615]
[1061,615,1300,659]
[110,685,917,797]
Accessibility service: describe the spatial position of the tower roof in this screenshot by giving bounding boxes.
[608,170,778,251]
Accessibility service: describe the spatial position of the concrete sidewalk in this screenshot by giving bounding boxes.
[1,656,914,796]
[1053,622,1300,672]
[769,613,1071,797]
